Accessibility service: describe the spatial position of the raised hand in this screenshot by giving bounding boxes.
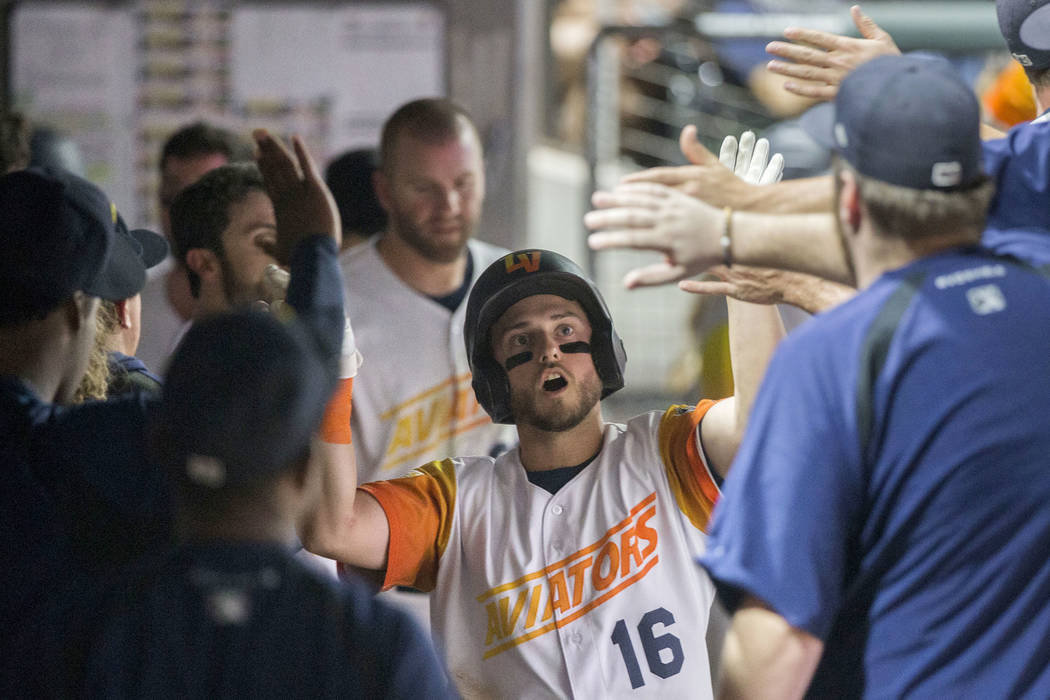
[718,131,784,185]
[253,129,342,264]
[619,125,784,208]
[766,5,899,101]
[618,125,752,206]
[585,182,726,288]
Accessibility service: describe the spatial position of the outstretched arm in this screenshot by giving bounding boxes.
[585,183,853,286]
[298,346,390,572]
[680,265,855,315]
[254,130,392,572]
[602,134,787,477]
[766,5,900,102]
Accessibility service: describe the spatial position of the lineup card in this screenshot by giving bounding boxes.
[11,0,444,230]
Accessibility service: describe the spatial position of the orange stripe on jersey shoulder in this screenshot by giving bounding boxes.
[658,401,720,532]
[359,459,457,592]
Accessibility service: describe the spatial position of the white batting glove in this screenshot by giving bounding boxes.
[254,264,292,317]
[339,315,363,380]
[718,131,784,185]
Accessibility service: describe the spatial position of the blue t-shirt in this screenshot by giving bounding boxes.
[981,110,1050,265]
[57,542,455,699]
[700,248,1050,698]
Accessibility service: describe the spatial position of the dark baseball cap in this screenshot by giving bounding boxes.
[997,0,1050,70]
[154,311,335,490]
[0,167,155,318]
[799,55,983,191]
[117,213,168,270]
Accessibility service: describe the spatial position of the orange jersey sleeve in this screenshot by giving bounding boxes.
[358,459,457,592]
[658,400,721,532]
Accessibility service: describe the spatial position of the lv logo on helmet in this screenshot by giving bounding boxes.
[503,252,542,274]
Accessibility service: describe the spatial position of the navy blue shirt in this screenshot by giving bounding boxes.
[2,236,345,693]
[700,248,1050,698]
[107,351,163,395]
[60,542,455,699]
[982,110,1050,265]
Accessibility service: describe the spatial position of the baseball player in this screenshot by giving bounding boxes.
[304,244,785,697]
[342,98,513,488]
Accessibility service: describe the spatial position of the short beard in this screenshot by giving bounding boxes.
[511,371,602,433]
[218,253,265,309]
[388,208,473,264]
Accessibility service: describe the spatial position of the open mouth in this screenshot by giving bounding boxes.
[543,375,568,392]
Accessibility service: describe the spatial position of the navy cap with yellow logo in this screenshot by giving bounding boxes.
[0,167,160,320]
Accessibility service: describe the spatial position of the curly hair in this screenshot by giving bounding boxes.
[73,300,122,403]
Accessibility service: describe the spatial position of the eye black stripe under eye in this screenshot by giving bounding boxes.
[559,342,591,354]
[504,351,532,371]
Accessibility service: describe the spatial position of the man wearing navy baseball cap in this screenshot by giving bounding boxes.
[696,55,1050,697]
[0,132,348,695]
[0,166,173,692]
[54,311,453,698]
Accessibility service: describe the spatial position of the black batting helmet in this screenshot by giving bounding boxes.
[465,249,627,424]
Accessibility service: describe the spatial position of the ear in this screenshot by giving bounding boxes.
[185,248,220,283]
[372,169,393,214]
[114,298,132,329]
[837,169,862,235]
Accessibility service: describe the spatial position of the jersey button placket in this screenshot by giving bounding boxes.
[549,503,566,554]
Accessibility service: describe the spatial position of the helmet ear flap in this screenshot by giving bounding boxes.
[471,355,515,425]
[593,326,627,398]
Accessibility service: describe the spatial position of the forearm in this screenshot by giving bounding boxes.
[698,298,785,476]
[734,175,834,215]
[732,212,853,284]
[780,275,856,313]
[726,298,784,440]
[718,599,824,700]
[285,235,345,365]
[298,375,359,559]
[299,441,387,570]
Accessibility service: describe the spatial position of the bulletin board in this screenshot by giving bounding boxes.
[9,0,445,229]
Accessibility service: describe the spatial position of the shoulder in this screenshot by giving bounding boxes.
[39,392,155,439]
[362,456,500,506]
[982,115,1050,168]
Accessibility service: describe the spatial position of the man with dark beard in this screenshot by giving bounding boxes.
[303,249,785,698]
[169,163,282,316]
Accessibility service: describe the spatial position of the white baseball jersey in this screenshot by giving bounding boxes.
[341,238,517,484]
[361,403,721,699]
[136,258,187,375]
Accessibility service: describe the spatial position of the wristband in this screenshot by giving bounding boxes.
[319,377,353,444]
[720,206,734,267]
